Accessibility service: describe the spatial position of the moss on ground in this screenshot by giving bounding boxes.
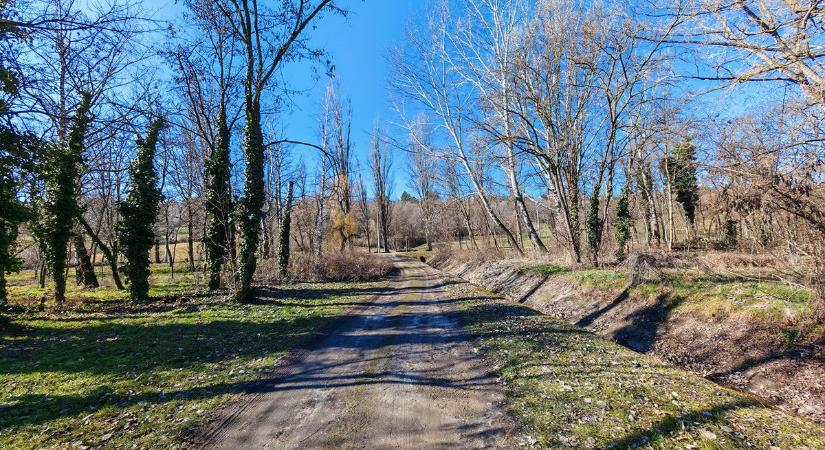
[634,275,814,321]
[0,281,383,449]
[448,281,825,449]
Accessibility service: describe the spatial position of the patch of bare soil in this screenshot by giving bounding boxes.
[189,257,518,449]
[433,255,825,424]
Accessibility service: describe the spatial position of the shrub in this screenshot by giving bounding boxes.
[285,252,393,283]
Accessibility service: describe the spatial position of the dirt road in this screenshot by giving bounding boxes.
[195,257,517,449]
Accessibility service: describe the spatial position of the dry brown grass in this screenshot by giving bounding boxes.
[260,252,394,283]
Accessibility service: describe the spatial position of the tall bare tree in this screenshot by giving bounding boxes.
[216,0,343,302]
[392,7,524,255]
[371,129,392,253]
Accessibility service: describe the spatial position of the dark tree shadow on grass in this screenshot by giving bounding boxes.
[0,280,558,433]
[606,400,756,449]
[610,292,686,353]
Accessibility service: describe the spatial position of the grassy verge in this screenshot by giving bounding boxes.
[447,280,825,449]
[519,261,816,325]
[0,281,384,449]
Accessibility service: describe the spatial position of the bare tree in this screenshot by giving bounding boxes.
[371,129,392,253]
[408,125,438,251]
[215,0,343,302]
[392,7,524,255]
[327,86,356,251]
[449,0,549,254]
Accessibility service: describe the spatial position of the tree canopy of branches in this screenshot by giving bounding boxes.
[215,0,343,303]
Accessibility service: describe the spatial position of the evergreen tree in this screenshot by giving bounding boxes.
[614,186,632,262]
[586,192,604,267]
[117,118,165,302]
[722,219,738,249]
[205,105,232,290]
[0,129,41,304]
[671,142,700,227]
[34,93,93,304]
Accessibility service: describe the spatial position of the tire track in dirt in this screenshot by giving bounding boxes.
[192,256,517,449]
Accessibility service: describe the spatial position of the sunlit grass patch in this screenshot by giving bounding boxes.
[5,263,206,309]
[632,275,815,322]
[0,281,383,449]
[566,269,627,290]
[524,264,568,277]
[449,281,825,449]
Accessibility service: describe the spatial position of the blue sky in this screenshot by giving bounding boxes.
[145,0,425,196]
[278,0,425,194]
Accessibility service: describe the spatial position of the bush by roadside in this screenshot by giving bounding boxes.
[262,252,394,283]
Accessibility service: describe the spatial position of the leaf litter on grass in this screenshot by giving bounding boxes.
[0,281,384,449]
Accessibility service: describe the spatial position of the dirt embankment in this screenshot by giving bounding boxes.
[431,254,825,424]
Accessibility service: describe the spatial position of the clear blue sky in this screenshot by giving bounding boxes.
[278,0,425,195]
[144,0,424,196]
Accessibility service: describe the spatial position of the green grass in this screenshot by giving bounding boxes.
[565,269,627,290]
[518,260,815,323]
[448,281,825,449]
[524,264,569,277]
[632,274,815,322]
[5,263,206,307]
[0,281,384,449]
[518,263,626,289]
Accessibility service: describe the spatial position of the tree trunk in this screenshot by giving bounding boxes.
[73,232,99,288]
[381,201,390,253]
[39,261,46,288]
[261,214,271,259]
[513,198,523,247]
[665,162,675,252]
[277,182,294,278]
[187,209,195,272]
[78,215,124,290]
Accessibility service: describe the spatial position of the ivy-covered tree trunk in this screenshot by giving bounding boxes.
[38,93,93,304]
[0,217,15,304]
[73,232,98,288]
[205,104,232,290]
[117,118,165,302]
[277,181,294,278]
[586,191,604,267]
[235,102,265,303]
[614,186,632,262]
[0,130,34,305]
[0,188,27,305]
